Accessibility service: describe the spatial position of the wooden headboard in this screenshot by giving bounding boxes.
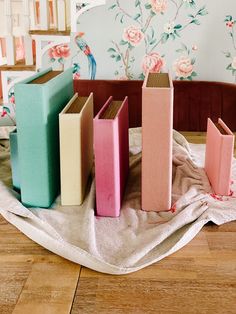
[74,80,236,131]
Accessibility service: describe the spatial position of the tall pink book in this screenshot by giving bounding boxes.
[93,96,129,217]
[205,118,235,196]
[142,72,174,212]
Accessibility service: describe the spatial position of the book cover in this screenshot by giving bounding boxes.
[15,68,73,208]
[59,93,94,206]
[205,118,235,195]
[93,96,129,217]
[142,72,174,212]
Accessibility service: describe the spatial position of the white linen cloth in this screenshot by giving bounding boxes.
[0,128,236,274]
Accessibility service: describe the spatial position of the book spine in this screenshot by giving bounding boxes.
[217,136,234,195]
[116,98,129,201]
[9,130,20,191]
[60,114,82,205]
[94,120,118,217]
[80,95,94,201]
[142,87,173,212]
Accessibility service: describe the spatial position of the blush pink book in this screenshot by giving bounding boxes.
[93,96,129,217]
[142,72,174,212]
[205,118,235,196]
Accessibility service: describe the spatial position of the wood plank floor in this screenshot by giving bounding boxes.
[0,133,236,314]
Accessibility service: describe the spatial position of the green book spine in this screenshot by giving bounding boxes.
[9,129,20,191]
[15,68,73,208]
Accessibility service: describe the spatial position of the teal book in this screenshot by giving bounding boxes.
[9,129,21,191]
[15,68,73,208]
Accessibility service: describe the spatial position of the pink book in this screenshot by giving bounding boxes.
[93,96,129,217]
[142,72,174,212]
[205,118,235,196]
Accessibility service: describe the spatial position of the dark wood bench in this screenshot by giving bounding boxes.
[74,80,236,131]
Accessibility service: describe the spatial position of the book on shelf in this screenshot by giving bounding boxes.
[59,93,94,206]
[93,96,129,217]
[142,72,174,212]
[205,118,235,196]
[14,67,73,208]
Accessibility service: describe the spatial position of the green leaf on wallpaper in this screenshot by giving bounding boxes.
[174,30,180,38]
[150,10,156,17]
[116,55,121,62]
[58,57,64,64]
[120,15,125,23]
[170,34,175,41]
[225,15,233,21]
[174,24,182,30]
[145,3,152,9]
[110,54,116,58]
[120,39,128,45]
[189,2,196,9]
[135,0,141,7]
[191,58,196,65]
[149,39,157,45]
[139,73,145,80]
[134,13,141,20]
[3,106,10,114]
[191,72,197,77]
[181,43,188,51]
[227,64,233,70]
[107,48,116,53]
[50,58,55,62]
[187,76,193,81]
[198,6,208,16]
[223,51,232,58]
[176,49,184,53]
[161,33,169,43]
[115,12,120,20]
[188,14,195,18]
[151,27,154,38]
[128,43,135,50]
[108,4,116,10]
[191,19,200,25]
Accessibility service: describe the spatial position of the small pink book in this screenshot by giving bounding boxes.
[93,96,129,217]
[205,118,235,196]
[142,72,174,212]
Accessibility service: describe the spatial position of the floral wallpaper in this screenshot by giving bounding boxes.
[106,0,208,80]
[32,0,236,83]
[224,15,236,82]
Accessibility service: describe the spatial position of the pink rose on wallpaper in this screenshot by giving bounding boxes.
[123,26,144,46]
[142,52,165,74]
[150,0,167,14]
[232,57,236,70]
[118,76,129,80]
[173,56,194,78]
[73,72,81,80]
[9,95,15,104]
[48,44,70,59]
[226,21,234,28]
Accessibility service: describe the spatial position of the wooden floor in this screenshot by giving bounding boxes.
[0,133,236,314]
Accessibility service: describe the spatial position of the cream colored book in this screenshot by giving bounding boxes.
[59,93,94,205]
